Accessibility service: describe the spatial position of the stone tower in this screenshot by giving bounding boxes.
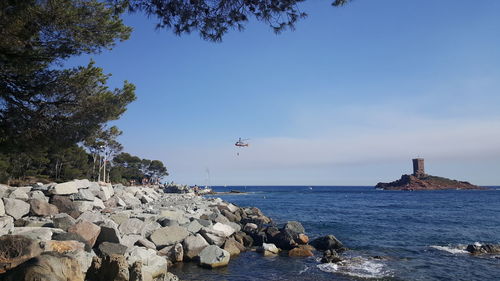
[412,158,425,177]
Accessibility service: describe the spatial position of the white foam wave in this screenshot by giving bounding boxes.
[317,257,391,279]
[298,265,309,275]
[430,245,468,254]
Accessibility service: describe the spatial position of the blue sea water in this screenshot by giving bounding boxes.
[169,186,500,281]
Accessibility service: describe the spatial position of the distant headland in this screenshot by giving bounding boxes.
[375,158,485,191]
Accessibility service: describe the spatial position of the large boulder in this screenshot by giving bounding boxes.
[70,189,95,201]
[50,181,79,195]
[269,229,298,250]
[85,254,129,281]
[310,235,345,252]
[0,235,44,273]
[98,242,128,256]
[29,191,49,202]
[50,195,81,219]
[3,198,30,220]
[257,243,280,256]
[53,213,76,231]
[10,226,62,241]
[0,216,14,235]
[212,222,235,237]
[158,243,183,263]
[126,247,169,280]
[68,221,101,248]
[96,220,122,245]
[198,245,230,268]
[118,218,145,236]
[29,199,59,216]
[199,227,226,246]
[182,234,209,260]
[150,226,189,248]
[0,198,4,216]
[288,245,314,257]
[8,188,29,200]
[283,221,305,234]
[1,252,84,281]
[73,201,94,213]
[185,220,203,234]
[223,238,244,256]
[74,179,91,189]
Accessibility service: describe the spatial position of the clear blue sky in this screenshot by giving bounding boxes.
[69,0,500,185]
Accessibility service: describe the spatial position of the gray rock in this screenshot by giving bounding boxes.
[8,188,29,200]
[212,222,235,237]
[77,211,104,223]
[53,213,76,231]
[93,198,105,209]
[0,216,14,235]
[183,234,209,260]
[199,227,226,246]
[50,181,79,195]
[121,234,142,248]
[96,220,122,245]
[126,246,168,279]
[0,198,5,216]
[0,184,9,198]
[141,221,161,237]
[73,201,94,212]
[158,243,183,263]
[3,198,30,219]
[110,213,130,225]
[70,189,95,201]
[98,242,128,256]
[74,179,91,189]
[137,238,157,249]
[283,221,305,234]
[150,226,189,248]
[198,245,230,268]
[66,249,95,273]
[119,218,145,235]
[186,220,203,233]
[11,226,63,241]
[29,190,49,202]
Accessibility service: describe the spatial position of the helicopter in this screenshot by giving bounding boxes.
[235,137,250,147]
[235,138,249,156]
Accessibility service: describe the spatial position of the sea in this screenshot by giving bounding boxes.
[169,186,500,281]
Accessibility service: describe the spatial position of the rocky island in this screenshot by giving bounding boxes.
[0,180,345,281]
[375,158,484,191]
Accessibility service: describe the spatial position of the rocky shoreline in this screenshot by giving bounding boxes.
[0,180,345,281]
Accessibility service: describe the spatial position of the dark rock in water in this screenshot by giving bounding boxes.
[264,226,280,241]
[50,195,81,219]
[269,229,298,250]
[466,244,500,255]
[321,249,342,263]
[283,221,305,234]
[0,235,44,274]
[375,174,484,191]
[52,232,91,252]
[233,231,253,248]
[310,235,345,252]
[85,254,129,281]
[98,242,128,257]
[249,231,267,247]
[0,252,84,281]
